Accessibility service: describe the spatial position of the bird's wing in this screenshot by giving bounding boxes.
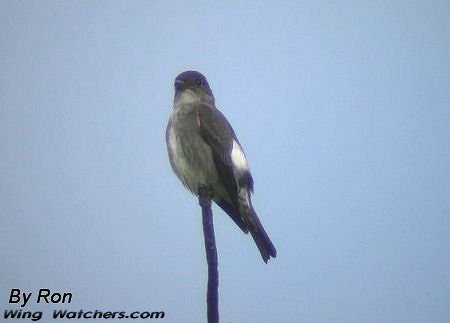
[196,104,253,190]
[196,105,235,165]
[196,104,254,232]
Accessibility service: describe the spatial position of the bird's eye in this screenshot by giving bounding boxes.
[195,79,202,87]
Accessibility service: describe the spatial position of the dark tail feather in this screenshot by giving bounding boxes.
[215,198,249,233]
[216,197,276,262]
[248,208,277,263]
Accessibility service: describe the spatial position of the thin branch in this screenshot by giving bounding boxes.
[198,186,219,323]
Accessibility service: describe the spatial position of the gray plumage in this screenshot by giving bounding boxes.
[166,71,276,263]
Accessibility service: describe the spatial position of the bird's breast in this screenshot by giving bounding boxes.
[167,106,220,193]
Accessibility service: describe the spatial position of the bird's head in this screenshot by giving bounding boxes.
[174,71,214,105]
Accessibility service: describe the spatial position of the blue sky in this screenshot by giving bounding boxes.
[1,1,449,322]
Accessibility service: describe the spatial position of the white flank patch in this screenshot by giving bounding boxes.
[231,139,249,172]
[169,126,186,170]
[168,126,177,154]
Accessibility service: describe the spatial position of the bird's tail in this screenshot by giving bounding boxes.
[248,208,277,263]
[238,191,277,263]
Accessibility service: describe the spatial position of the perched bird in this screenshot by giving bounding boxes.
[166,71,276,263]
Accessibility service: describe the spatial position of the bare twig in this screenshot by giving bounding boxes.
[198,186,219,323]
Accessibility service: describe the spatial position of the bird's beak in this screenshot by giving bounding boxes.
[175,79,185,91]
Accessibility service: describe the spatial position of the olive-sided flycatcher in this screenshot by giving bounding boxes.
[166,71,276,263]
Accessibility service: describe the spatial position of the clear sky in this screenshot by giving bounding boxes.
[1,1,449,322]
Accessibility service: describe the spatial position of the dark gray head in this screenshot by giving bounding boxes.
[174,71,214,103]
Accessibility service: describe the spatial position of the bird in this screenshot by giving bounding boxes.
[166,71,276,263]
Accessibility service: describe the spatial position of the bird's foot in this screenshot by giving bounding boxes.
[198,184,213,207]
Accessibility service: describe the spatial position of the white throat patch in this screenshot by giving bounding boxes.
[175,89,200,107]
